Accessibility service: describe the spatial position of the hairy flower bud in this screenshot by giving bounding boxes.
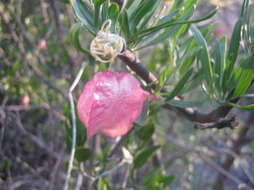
[77,71,149,138]
[90,20,125,63]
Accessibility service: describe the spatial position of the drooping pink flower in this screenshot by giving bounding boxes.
[77,71,149,138]
[38,39,47,50]
[21,95,30,106]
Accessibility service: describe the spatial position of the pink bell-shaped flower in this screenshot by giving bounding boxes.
[77,71,149,138]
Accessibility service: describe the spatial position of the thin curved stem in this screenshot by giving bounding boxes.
[64,63,86,190]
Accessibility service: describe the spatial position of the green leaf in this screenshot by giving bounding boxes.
[77,116,87,146]
[136,123,155,142]
[93,0,105,28]
[164,68,193,101]
[170,0,184,10]
[0,160,11,171]
[136,0,162,31]
[156,0,196,32]
[228,102,254,110]
[240,0,249,17]
[178,39,201,74]
[133,145,160,169]
[92,0,105,4]
[158,65,173,89]
[224,19,243,84]
[157,10,180,25]
[108,3,119,19]
[108,3,120,29]
[119,10,130,39]
[141,168,173,189]
[98,177,111,190]
[160,175,175,187]
[71,0,96,34]
[190,25,213,84]
[139,10,180,48]
[130,7,217,43]
[64,102,87,151]
[69,23,91,55]
[167,99,203,108]
[184,0,198,8]
[224,67,242,99]
[240,55,254,69]
[64,104,74,152]
[224,0,250,91]
[181,70,203,93]
[129,0,162,33]
[232,67,254,99]
[101,0,110,22]
[238,104,254,110]
[64,120,71,151]
[75,147,92,162]
[126,0,142,17]
[213,37,227,95]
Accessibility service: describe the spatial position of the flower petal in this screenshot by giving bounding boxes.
[77,71,149,138]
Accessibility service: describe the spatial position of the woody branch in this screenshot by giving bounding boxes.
[118,49,238,126]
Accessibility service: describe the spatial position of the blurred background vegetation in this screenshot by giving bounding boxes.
[1,0,254,190]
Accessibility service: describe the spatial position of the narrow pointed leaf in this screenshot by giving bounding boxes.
[75,147,92,162]
[69,23,91,55]
[129,0,162,33]
[130,8,217,42]
[71,0,95,34]
[224,19,243,82]
[159,65,173,89]
[191,25,213,83]
[213,37,227,95]
[108,3,120,30]
[232,65,254,99]
[119,10,130,39]
[126,0,142,17]
[164,68,193,101]
[134,145,160,169]
[228,102,254,110]
[240,55,254,69]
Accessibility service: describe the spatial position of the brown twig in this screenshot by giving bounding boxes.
[162,102,236,123]
[0,9,68,100]
[118,50,158,86]
[49,0,76,67]
[118,49,238,124]
[194,116,239,129]
[40,0,50,24]
[15,113,60,160]
[212,112,254,190]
